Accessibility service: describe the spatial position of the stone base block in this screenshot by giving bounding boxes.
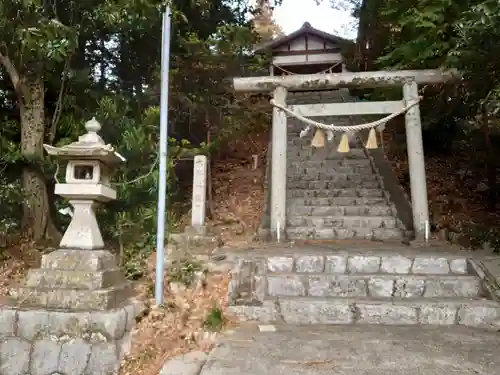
[10,249,134,311]
[10,283,133,311]
[41,249,118,272]
[0,298,144,375]
[184,225,208,237]
[256,227,271,242]
[25,268,125,290]
[169,231,220,249]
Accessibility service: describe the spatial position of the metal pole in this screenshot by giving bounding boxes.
[155,5,172,306]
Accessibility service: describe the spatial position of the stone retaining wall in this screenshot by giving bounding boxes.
[0,300,143,375]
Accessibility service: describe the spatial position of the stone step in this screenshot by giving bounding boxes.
[286,226,405,240]
[230,297,500,327]
[287,130,356,136]
[287,136,361,142]
[287,215,399,229]
[287,166,373,175]
[288,180,381,190]
[287,146,364,154]
[287,144,366,151]
[287,133,356,139]
[289,159,372,167]
[227,249,498,328]
[263,251,469,275]
[266,273,482,299]
[287,188,385,198]
[287,197,388,206]
[288,143,364,150]
[287,205,394,217]
[287,155,368,162]
[288,173,378,182]
[287,154,369,162]
[287,148,366,156]
[288,136,361,142]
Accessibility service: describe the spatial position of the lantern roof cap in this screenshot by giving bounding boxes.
[43,117,126,164]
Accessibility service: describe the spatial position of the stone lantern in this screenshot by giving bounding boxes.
[0,118,143,375]
[43,117,125,250]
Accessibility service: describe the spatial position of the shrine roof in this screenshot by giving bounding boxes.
[254,22,353,53]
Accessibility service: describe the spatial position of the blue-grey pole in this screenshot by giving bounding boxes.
[155,5,172,306]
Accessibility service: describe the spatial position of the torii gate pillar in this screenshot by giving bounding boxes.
[270,86,288,240]
[403,81,429,240]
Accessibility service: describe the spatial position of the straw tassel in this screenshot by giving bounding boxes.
[326,130,334,142]
[337,132,350,153]
[311,128,326,148]
[300,125,311,138]
[365,128,378,149]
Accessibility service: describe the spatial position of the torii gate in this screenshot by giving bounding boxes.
[232,70,459,240]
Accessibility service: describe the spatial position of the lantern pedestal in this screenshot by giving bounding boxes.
[55,182,116,250]
[59,200,104,250]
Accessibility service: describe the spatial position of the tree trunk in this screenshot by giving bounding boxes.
[20,73,60,242]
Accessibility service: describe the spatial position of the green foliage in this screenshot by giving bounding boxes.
[121,243,151,280]
[203,304,225,331]
[168,259,204,287]
[346,0,500,154]
[374,0,500,103]
[1,0,78,65]
[0,177,24,239]
[351,0,500,243]
[460,223,500,253]
[0,0,267,274]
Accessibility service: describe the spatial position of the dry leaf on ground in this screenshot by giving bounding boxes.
[120,272,236,375]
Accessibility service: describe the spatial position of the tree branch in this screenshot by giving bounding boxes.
[48,59,70,144]
[0,49,24,100]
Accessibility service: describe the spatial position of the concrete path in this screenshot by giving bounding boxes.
[199,324,500,375]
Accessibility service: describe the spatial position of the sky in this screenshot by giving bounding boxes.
[273,0,357,40]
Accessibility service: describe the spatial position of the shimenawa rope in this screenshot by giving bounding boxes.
[268,61,423,150]
[269,96,422,133]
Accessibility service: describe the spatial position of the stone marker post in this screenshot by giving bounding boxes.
[168,154,219,255]
[0,118,143,375]
[191,155,208,235]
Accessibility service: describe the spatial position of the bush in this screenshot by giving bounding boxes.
[0,178,23,243]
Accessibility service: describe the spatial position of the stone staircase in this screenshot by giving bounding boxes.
[284,89,409,241]
[228,246,500,328]
[226,91,500,333]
